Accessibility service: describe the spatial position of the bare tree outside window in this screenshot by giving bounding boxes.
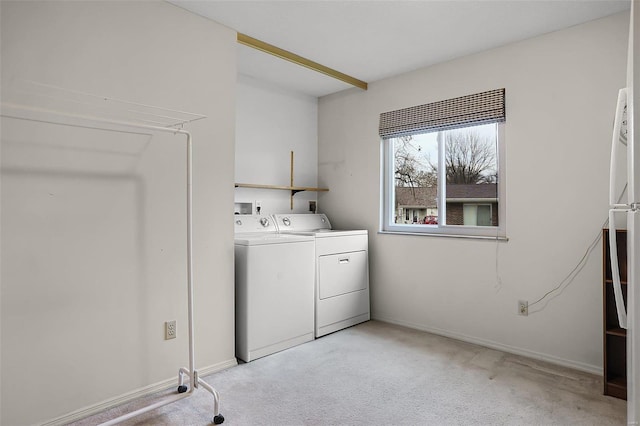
[428,130,497,184]
[394,135,437,188]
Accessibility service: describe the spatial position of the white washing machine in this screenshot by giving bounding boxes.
[234,215,315,362]
[273,213,370,337]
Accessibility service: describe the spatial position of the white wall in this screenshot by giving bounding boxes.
[235,75,319,215]
[318,12,629,373]
[0,2,236,425]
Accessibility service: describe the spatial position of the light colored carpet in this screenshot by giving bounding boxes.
[71,320,626,425]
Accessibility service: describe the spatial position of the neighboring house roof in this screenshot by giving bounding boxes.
[446,183,497,202]
[395,183,497,207]
[395,186,437,207]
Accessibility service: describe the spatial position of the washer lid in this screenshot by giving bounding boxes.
[235,233,315,246]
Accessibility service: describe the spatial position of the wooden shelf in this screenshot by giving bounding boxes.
[606,375,627,389]
[605,375,627,400]
[605,279,627,285]
[605,327,627,337]
[235,151,329,210]
[234,183,329,193]
[602,228,627,400]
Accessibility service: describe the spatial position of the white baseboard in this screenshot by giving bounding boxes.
[42,358,238,426]
[372,315,602,376]
[197,359,238,377]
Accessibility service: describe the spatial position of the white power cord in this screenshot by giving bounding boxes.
[526,183,627,314]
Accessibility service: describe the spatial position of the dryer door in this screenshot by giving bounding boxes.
[318,250,368,299]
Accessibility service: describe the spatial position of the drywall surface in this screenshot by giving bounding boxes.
[0,1,236,424]
[318,12,629,373]
[235,75,319,215]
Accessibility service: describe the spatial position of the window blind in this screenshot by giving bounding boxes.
[379,88,505,139]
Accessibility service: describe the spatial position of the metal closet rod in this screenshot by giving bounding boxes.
[237,33,368,91]
[0,103,223,426]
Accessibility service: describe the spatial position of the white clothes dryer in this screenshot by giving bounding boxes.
[234,215,315,362]
[273,213,370,337]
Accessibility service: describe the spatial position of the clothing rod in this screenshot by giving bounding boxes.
[1,103,191,135]
[0,113,153,137]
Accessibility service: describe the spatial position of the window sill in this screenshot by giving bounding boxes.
[378,230,509,241]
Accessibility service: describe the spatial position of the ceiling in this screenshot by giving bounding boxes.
[169,0,631,98]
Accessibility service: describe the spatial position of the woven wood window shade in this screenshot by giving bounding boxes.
[379,88,505,139]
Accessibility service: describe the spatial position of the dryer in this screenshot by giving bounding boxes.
[273,213,370,337]
[234,215,315,362]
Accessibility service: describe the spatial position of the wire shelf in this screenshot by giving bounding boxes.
[1,79,206,129]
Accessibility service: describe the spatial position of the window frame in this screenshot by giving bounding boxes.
[381,122,507,239]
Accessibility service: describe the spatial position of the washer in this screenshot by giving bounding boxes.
[273,213,370,337]
[234,215,315,362]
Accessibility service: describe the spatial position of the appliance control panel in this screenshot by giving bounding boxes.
[234,214,276,233]
[274,213,332,232]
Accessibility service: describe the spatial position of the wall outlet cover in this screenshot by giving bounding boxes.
[518,300,528,316]
[165,320,177,340]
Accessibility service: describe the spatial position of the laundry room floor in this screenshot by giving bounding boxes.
[72,320,626,425]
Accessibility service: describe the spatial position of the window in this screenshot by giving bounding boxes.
[463,204,492,227]
[380,90,506,238]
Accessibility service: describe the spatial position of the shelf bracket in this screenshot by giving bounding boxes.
[290,150,295,210]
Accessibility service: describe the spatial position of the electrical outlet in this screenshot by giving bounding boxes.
[255,201,262,215]
[518,300,528,316]
[165,320,177,340]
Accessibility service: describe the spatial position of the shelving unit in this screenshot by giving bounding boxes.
[603,228,628,400]
[1,81,224,425]
[235,151,328,209]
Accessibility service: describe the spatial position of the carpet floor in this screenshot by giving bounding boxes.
[71,320,626,425]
